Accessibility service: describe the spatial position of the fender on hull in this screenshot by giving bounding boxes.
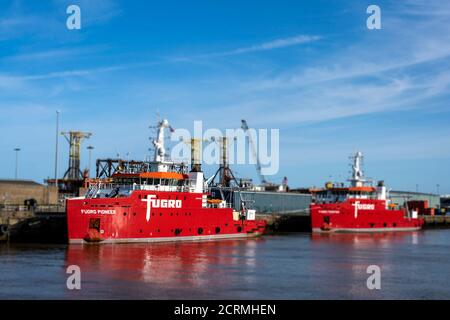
[70,231,264,244]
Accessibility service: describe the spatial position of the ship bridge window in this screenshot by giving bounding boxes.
[115,178,139,185]
[143,178,153,185]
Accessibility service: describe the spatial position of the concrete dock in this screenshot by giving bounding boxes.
[0,206,66,243]
[421,215,450,228]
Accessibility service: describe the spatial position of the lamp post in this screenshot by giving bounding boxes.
[54,110,60,186]
[87,145,94,177]
[14,148,20,179]
[437,184,440,195]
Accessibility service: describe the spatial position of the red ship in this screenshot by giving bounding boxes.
[311,152,424,233]
[66,119,266,244]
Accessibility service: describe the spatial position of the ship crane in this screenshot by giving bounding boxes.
[240,120,285,191]
[61,131,92,180]
[206,136,239,188]
[241,120,267,185]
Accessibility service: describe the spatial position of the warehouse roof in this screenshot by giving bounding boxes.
[390,190,439,197]
[0,179,43,186]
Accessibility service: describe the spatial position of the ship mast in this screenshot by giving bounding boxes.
[152,119,171,162]
[349,151,366,187]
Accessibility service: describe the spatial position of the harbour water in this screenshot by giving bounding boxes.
[1,230,450,299]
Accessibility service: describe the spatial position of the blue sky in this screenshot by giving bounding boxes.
[0,0,449,194]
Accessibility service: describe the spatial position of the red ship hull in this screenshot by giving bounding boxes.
[311,199,424,233]
[67,190,266,244]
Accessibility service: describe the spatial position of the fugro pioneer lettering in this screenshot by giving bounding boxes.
[81,209,116,215]
[142,194,182,222]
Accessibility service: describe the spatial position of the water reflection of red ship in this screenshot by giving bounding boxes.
[65,239,262,290]
[310,230,421,246]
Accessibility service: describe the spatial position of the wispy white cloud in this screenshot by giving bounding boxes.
[21,66,123,80]
[3,45,108,63]
[398,0,450,17]
[0,74,27,91]
[172,34,321,62]
[0,60,163,84]
[219,35,321,56]
[0,15,50,41]
[0,34,319,85]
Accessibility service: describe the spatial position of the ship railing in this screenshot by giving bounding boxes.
[90,183,187,193]
[0,205,30,211]
[135,184,181,192]
[90,183,132,191]
[206,203,233,209]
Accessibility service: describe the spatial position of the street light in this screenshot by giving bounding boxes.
[87,145,94,177]
[437,184,440,195]
[14,148,21,179]
[54,110,60,187]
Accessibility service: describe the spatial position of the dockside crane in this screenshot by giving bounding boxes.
[240,119,285,191]
[241,120,268,185]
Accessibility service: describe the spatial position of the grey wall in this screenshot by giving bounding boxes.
[389,190,440,208]
[233,191,311,214]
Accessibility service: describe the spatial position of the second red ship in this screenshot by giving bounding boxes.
[311,152,424,233]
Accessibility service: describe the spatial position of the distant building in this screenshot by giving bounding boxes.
[0,179,58,206]
[389,190,440,209]
[441,195,450,214]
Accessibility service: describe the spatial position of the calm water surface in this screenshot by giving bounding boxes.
[1,230,450,299]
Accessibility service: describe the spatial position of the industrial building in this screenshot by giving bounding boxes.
[0,179,58,206]
[235,190,311,214]
[389,190,441,209]
[209,187,312,215]
[441,195,450,214]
